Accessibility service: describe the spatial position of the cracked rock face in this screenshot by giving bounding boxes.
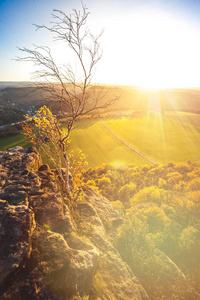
[0,147,40,290]
[0,147,149,300]
[0,147,101,299]
[75,195,149,300]
[31,226,100,299]
[0,201,36,288]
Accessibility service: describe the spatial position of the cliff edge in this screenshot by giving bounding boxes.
[0,147,149,300]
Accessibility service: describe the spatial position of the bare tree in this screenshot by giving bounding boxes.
[17,3,117,196]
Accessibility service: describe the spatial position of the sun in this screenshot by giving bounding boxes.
[94,8,200,89]
[138,79,171,90]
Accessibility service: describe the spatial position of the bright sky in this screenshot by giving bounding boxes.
[1,0,200,88]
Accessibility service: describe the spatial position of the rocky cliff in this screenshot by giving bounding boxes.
[0,147,150,300]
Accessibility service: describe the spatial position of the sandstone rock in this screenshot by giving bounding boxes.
[0,203,36,288]
[38,164,51,172]
[29,192,65,232]
[85,187,123,230]
[63,204,76,233]
[1,269,64,300]
[38,164,60,192]
[1,147,42,172]
[151,249,191,296]
[0,190,29,206]
[28,171,42,195]
[31,226,99,299]
[3,184,31,193]
[0,199,8,209]
[0,147,149,299]
[75,200,149,300]
[0,147,43,207]
[0,170,7,189]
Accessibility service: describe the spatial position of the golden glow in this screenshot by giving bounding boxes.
[6,4,200,89]
[93,9,200,88]
[147,91,162,113]
[112,161,124,168]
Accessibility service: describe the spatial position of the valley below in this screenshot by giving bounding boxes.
[1,83,200,299]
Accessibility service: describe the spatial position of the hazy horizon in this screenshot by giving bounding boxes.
[1,81,200,91]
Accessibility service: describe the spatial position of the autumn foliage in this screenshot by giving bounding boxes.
[84,161,200,299]
[22,106,69,168]
[22,106,87,198]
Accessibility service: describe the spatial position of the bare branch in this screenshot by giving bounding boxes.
[18,3,118,196]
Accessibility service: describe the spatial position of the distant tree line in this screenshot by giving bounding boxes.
[0,108,24,126]
[0,124,22,138]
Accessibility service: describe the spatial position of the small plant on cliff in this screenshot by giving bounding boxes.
[22,105,69,188]
[19,3,117,196]
[22,105,87,201]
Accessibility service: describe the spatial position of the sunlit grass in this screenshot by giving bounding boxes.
[165,111,200,125]
[67,119,147,167]
[1,113,200,166]
[0,134,30,150]
[105,114,200,163]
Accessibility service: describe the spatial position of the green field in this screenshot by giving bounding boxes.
[1,112,200,167]
[165,111,200,125]
[0,134,29,150]
[104,114,200,163]
[68,119,147,167]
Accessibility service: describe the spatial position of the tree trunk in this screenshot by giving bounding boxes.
[60,144,71,197]
[64,154,71,197]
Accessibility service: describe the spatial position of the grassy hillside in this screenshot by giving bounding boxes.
[104,114,200,163]
[68,119,147,167]
[0,134,30,150]
[66,113,200,165]
[165,111,200,125]
[1,112,200,167]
